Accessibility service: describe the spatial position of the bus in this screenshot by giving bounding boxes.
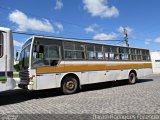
[0,27,16,91]
[18,36,152,94]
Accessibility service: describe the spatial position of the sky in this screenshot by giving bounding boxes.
[0,0,160,56]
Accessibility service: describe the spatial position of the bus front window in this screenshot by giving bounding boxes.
[32,45,60,68]
[19,45,31,69]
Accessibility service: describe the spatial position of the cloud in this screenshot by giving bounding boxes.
[14,40,23,47]
[144,37,160,45]
[92,26,133,41]
[9,10,54,33]
[85,24,99,33]
[155,37,160,44]
[145,39,152,45]
[83,0,119,18]
[54,22,64,33]
[117,26,133,35]
[54,0,63,10]
[93,33,118,40]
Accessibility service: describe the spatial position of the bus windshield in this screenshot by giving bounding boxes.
[19,45,31,69]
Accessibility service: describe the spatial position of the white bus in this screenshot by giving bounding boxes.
[0,27,16,91]
[18,36,152,94]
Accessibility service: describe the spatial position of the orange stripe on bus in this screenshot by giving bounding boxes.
[36,63,152,74]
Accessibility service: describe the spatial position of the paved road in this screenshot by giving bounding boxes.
[0,74,160,119]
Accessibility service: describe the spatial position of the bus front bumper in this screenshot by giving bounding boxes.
[18,81,34,90]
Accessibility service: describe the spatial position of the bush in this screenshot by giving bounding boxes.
[14,64,20,72]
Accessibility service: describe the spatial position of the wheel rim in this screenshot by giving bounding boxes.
[65,80,76,90]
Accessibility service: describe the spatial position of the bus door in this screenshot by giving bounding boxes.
[0,31,6,83]
[35,45,61,90]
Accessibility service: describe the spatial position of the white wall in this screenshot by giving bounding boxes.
[151,51,160,74]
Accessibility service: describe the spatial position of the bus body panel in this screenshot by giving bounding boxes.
[0,27,15,91]
[0,28,14,78]
[26,60,152,90]
[36,73,57,90]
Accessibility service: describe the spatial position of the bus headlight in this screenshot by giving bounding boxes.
[29,75,36,81]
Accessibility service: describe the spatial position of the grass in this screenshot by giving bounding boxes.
[13,73,19,78]
[0,72,19,82]
[0,76,7,81]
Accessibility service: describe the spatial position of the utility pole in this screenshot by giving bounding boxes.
[124,27,129,47]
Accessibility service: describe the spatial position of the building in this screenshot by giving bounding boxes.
[151,51,160,74]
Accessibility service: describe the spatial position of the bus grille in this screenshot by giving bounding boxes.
[19,70,29,84]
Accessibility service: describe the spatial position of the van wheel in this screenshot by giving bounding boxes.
[128,72,137,84]
[61,76,78,95]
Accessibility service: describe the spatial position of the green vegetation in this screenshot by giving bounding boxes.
[14,64,20,72]
[0,76,7,81]
[13,73,19,78]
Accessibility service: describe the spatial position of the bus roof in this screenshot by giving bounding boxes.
[0,27,11,33]
[24,35,150,51]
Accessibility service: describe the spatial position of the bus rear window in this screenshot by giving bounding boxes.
[0,32,3,57]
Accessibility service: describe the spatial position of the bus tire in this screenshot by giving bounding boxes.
[128,72,137,84]
[61,76,78,95]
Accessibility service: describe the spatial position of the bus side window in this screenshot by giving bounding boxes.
[44,45,60,66]
[86,45,103,60]
[87,45,96,60]
[142,50,150,61]
[130,48,136,61]
[95,45,103,60]
[104,46,110,60]
[64,42,85,60]
[109,46,118,60]
[0,32,3,57]
[119,47,129,60]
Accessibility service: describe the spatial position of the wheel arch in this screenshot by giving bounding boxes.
[129,69,137,77]
[60,73,81,89]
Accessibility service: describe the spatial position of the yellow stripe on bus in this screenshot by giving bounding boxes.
[36,63,152,74]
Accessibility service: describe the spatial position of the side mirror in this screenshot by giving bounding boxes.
[16,51,19,58]
[16,51,19,60]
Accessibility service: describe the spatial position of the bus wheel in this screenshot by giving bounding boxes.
[128,72,137,84]
[61,76,78,95]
